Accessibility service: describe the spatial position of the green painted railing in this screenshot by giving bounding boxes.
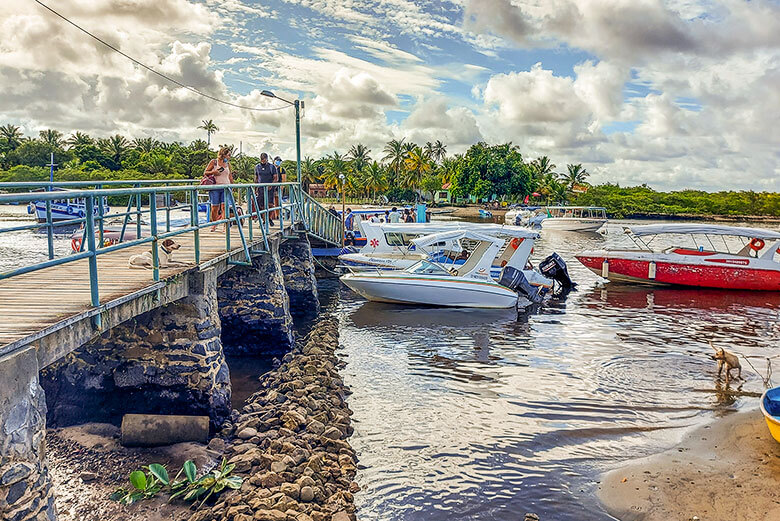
[0,181,343,328]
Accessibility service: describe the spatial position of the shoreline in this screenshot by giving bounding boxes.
[598,409,780,521]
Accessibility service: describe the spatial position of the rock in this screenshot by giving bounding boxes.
[238,427,259,439]
[208,437,226,452]
[524,514,540,521]
[322,427,342,440]
[281,482,301,499]
[300,486,315,503]
[331,512,351,521]
[254,509,287,521]
[79,472,98,483]
[306,420,325,435]
[270,460,287,473]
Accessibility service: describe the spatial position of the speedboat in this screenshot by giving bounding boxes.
[27,188,110,222]
[340,229,575,308]
[338,222,540,280]
[341,230,530,308]
[576,224,780,290]
[760,387,780,444]
[508,206,607,232]
[479,209,493,218]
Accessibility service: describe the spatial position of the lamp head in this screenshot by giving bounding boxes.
[261,90,275,98]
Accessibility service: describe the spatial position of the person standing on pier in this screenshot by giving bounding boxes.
[254,152,278,226]
[272,156,286,220]
[204,146,233,232]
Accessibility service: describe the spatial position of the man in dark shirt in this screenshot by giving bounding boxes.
[254,152,278,226]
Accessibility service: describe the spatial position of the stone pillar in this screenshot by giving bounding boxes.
[217,237,294,356]
[279,234,320,319]
[0,349,57,521]
[40,268,231,431]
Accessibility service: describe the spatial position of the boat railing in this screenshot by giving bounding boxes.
[0,182,342,326]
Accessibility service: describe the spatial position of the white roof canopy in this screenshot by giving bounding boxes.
[411,230,503,252]
[627,223,780,240]
[362,222,539,239]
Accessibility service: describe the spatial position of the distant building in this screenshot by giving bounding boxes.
[434,182,453,204]
[307,183,329,198]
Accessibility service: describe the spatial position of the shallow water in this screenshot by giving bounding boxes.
[3,206,780,520]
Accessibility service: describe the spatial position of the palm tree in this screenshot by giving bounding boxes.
[66,132,94,149]
[39,129,63,148]
[299,156,319,192]
[432,140,447,163]
[0,124,23,150]
[403,146,432,200]
[424,141,434,158]
[198,119,218,147]
[347,144,372,173]
[361,161,388,200]
[322,151,350,190]
[439,156,459,185]
[382,138,406,184]
[132,137,158,153]
[98,134,129,166]
[531,156,556,178]
[561,163,590,191]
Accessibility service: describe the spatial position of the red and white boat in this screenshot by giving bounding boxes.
[576,224,780,291]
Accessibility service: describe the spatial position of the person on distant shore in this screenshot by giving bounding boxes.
[404,208,415,223]
[344,208,354,231]
[388,207,401,223]
[369,213,379,223]
[254,152,278,226]
[203,146,233,232]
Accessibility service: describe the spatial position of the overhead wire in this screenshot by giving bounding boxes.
[32,0,291,113]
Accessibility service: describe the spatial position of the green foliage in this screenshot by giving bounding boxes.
[110,458,242,509]
[451,142,531,200]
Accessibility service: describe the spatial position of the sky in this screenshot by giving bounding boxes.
[1,0,779,191]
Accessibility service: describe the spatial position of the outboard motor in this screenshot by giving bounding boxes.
[498,266,542,304]
[538,252,576,295]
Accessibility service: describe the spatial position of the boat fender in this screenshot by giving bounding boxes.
[27,204,35,214]
[71,238,81,252]
[648,261,656,279]
[601,259,609,278]
[509,237,521,249]
[750,238,765,251]
[78,210,86,218]
[67,206,75,215]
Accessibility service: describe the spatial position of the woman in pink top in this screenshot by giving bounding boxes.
[203,146,233,232]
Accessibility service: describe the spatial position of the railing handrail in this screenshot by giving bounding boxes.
[0,182,301,203]
[0,179,198,189]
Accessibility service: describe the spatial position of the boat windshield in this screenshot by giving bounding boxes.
[408,260,451,275]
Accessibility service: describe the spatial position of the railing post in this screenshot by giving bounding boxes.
[279,183,284,233]
[150,191,159,282]
[247,186,253,242]
[165,191,171,233]
[97,183,104,248]
[44,199,54,260]
[263,186,270,234]
[191,187,200,264]
[225,187,231,252]
[85,195,101,328]
[135,185,142,240]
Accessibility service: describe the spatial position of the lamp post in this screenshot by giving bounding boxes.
[260,90,303,184]
[338,173,346,247]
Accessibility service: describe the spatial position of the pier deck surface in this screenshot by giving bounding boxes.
[0,226,275,348]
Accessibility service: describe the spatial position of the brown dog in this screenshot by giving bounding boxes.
[128,239,185,269]
[710,341,742,384]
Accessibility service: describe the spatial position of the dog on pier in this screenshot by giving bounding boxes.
[128,239,185,269]
[709,341,742,384]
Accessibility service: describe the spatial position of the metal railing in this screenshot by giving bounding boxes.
[0,181,343,327]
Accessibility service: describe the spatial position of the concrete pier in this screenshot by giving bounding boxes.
[279,234,320,319]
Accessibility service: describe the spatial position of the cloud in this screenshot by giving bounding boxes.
[402,98,483,148]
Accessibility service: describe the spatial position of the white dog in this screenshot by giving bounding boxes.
[128,239,186,269]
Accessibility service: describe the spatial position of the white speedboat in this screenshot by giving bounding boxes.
[339,222,539,279]
[341,230,550,309]
[508,206,607,232]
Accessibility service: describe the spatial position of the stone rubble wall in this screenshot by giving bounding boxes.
[279,236,320,320]
[40,269,231,431]
[190,316,358,521]
[218,238,294,357]
[0,350,57,521]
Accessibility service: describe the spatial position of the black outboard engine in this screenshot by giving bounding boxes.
[498,266,542,304]
[538,253,576,295]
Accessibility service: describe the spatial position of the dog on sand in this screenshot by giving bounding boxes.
[128,238,186,269]
[709,341,742,384]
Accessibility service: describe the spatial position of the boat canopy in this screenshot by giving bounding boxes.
[627,224,780,240]
[411,230,503,252]
[362,222,539,239]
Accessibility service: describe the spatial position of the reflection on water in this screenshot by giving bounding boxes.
[328,224,780,521]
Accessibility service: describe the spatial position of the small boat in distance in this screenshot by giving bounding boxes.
[760,387,780,444]
[27,188,110,222]
[576,224,780,290]
[506,206,607,232]
[479,209,493,218]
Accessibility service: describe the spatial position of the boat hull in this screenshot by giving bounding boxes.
[541,218,607,232]
[760,388,780,444]
[340,274,519,308]
[577,251,780,291]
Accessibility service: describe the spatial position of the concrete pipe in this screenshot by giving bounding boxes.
[121,413,210,447]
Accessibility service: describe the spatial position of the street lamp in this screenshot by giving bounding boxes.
[261,90,304,185]
[338,173,346,247]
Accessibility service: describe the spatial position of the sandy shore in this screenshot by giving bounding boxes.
[599,409,780,521]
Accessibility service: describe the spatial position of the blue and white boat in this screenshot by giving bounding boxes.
[27,189,110,222]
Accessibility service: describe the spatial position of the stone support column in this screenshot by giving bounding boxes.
[0,349,57,521]
[40,269,231,431]
[279,234,320,319]
[217,238,294,357]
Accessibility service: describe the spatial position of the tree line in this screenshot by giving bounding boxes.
[2,122,778,217]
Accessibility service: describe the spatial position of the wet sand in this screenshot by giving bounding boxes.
[599,409,780,521]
